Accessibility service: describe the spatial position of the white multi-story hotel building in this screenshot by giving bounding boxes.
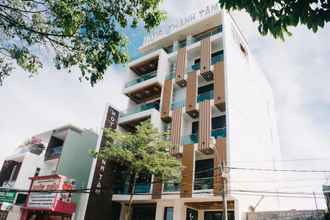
[82,4,281,220]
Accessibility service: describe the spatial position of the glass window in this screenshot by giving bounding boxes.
[186,208,198,220]
[205,211,234,220]
[164,207,174,220]
[212,116,226,129]
[194,159,214,190]
[15,193,27,205]
[198,84,214,95]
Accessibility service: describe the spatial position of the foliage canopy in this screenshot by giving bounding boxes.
[218,0,330,39]
[0,0,165,85]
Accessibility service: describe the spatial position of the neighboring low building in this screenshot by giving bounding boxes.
[246,210,326,220]
[323,185,330,213]
[0,125,98,220]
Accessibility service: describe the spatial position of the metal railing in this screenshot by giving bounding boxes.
[197,90,214,103]
[120,102,160,117]
[181,127,226,145]
[165,69,176,80]
[211,53,224,65]
[134,183,151,193]
[113,182,151,194]
[194,177,213,190]
[163,182,180,192]
[182,134,198,145]
[125,71,157,88]
[191,25,222,44]
[211,127,226,139]
[171,99,185,110]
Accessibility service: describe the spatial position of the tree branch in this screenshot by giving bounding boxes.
[0,3,48,14]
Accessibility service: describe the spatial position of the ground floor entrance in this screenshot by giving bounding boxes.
[0,211,8,220]
[204,211,235,220]
[132,204,156,220]
[113,198,235,220]
[24,211,71,220]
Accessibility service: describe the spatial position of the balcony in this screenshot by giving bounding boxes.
[191,25,222,44]
[171,99,185,110]
[45,146,63,160]
[135,183,151,194]
[120,102,159,118]
[194,177,213,190]
[211,53,224,65]
[163,182,180,192]
[113,182,151,194]
[119,102,160,131]
[211,128,226,139]
[181,127,226,146]
[197,90,214,103]
[125,71,157,88]
[182,134,198,145]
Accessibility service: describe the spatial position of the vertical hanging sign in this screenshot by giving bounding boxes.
[84,105,119,220]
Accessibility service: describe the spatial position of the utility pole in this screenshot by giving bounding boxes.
[313,192,319,219]
[220,161,228,220]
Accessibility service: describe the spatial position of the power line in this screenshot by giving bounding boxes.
[227,166,330,173]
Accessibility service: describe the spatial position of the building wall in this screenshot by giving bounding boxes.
[13,153,40,189]
[56,129,98,220]
[223,13,281,217]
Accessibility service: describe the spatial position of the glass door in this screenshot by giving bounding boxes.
[186,208,198,220]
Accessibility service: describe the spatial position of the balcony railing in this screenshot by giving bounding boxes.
[166,69,176,80]
[194,177,213,190]
[125,71,157,88]
[134,183,151,193]
[197,90,214,103]
[120,102,160,117]
[112,182,151,194]
[181,127,226,145]
[171,99,185,110]
[211,53,224,65]
[45,146,63,160]
[211,127,226,139]
[182,134,198,145]
[163,182,180,192]
[191,25,222,44]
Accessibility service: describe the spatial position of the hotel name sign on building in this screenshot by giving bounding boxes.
[143,3,220,45]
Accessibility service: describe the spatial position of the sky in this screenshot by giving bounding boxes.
[1,0,330,211]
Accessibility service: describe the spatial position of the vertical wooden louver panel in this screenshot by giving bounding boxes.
[214,62,225,111]
[186,71,198,118]
[214,138,227,195]
[198,100,212,154]
[200,37,212,81]
[170,107,182,155]
[161,79,173,122]
[180,144,194,198]
[152,176,162,199]
[175,47,187,87]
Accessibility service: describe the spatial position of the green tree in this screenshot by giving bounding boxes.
[0,0,165,85]
[218,0,330,39]
[91,120,181,220]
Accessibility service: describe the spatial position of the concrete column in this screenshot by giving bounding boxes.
[119,203,127,220]
[187,35,193,46]
[173,40,179,52]
[173,200,185,220]
[198,210,204,220]
[155,202,164,220]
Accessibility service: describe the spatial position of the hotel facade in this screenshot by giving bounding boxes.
[82,5,281,220]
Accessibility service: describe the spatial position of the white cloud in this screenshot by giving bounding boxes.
[0,65,128,164]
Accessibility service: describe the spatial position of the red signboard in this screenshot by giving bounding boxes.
[24,175,76,214]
